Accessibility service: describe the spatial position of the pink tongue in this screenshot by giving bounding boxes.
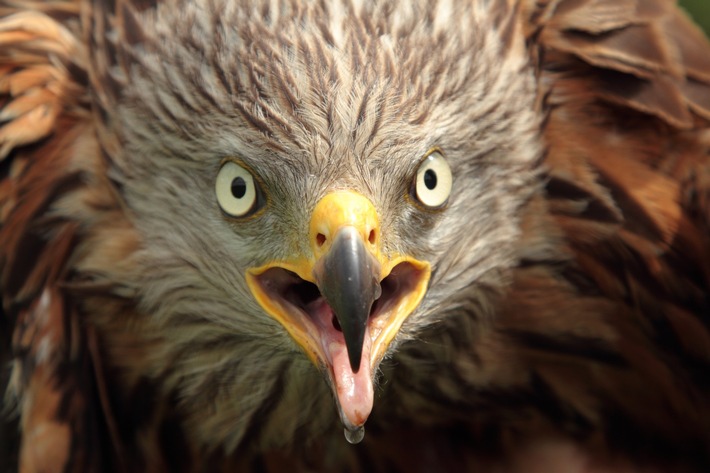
[327,329,374,429]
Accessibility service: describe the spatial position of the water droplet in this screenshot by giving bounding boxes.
[344,425,365,444]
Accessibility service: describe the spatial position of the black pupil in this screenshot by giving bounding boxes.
[231,177,247,199]
[423,169,437,190]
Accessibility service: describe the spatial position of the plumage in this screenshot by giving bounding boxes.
[1,0,709,471]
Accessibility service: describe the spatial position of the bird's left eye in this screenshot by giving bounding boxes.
[413,151,452,208]
[215,161,264,217]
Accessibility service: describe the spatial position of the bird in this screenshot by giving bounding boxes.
[1,0,710,471]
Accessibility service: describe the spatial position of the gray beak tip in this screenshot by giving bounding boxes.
[314,227,381,374]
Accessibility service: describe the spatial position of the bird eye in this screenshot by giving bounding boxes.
[413,151,452,208]
[215,161,264,217]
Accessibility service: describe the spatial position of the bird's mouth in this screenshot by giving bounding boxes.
[245,191,430,440]
[247,259,429,433]
[252,259,426,365]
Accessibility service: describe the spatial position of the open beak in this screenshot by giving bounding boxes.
[246,191,430,438]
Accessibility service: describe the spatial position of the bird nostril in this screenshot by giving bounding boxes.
[316,233,326,247]
[368,229,376,245]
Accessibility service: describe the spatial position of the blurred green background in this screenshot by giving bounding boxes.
[680,0,709,36]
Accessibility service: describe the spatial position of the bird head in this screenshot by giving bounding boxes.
[89,0,542,449]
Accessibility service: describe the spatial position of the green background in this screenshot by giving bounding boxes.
[680,0,709,36]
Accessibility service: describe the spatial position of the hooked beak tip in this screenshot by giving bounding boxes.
[314,226,381,374]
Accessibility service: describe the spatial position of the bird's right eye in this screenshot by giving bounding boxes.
[215,161,264,217]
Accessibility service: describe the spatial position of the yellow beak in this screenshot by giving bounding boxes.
[246,191,430,432]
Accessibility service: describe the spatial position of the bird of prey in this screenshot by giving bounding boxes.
[1,0,710,471]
